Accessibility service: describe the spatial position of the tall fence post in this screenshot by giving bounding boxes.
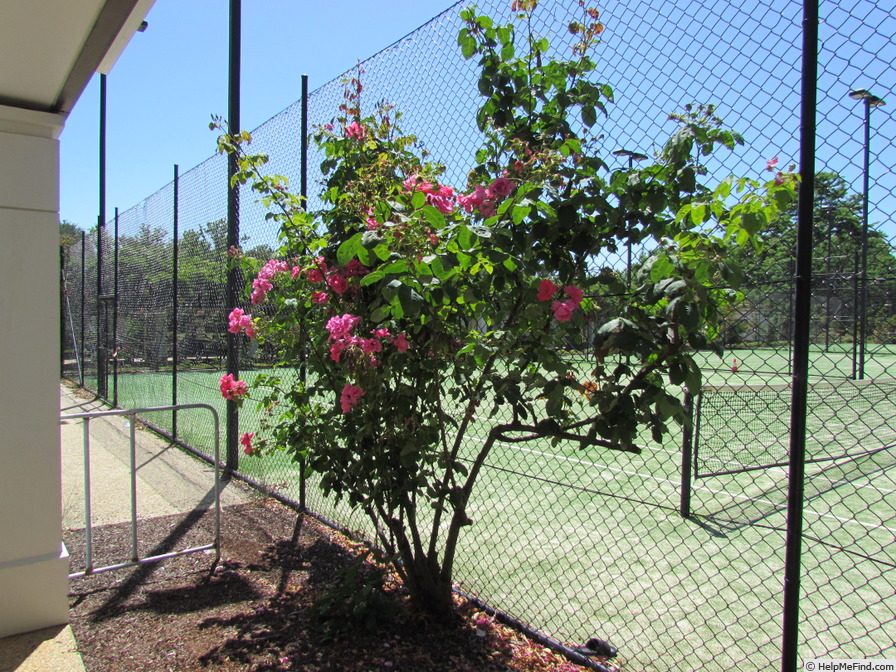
[225,0,242,474]
[679,389,694,518]
[113,207,119,407]
[298,73,309,511]
[780,0,818,668]
[172,165,180,439]
[97,73,108,400]
[80,231,86,388]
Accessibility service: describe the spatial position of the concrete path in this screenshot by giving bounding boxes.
[60,384,248,530]
[0,383,253,672]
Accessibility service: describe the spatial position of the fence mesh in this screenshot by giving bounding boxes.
[61,0,895,669]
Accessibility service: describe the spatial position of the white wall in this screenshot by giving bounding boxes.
[0,104,69,638]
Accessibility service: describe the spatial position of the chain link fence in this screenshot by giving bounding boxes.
[60,0,894,669]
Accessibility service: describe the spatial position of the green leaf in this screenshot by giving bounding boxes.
[581,106,597,127]
[337,233,361,266]
[458,226,474,250]
[411,190,426,209]
[360,270,385,287]
[397,284,423,317]
[690,203,707,226]
[422,205,447,230]
[511,205,531,225]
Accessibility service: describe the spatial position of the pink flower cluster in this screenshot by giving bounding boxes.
[403,175,456,215]
[457,177,516,219]
[251,259,290,305]
[227,307,256,338]
[340,384,364,413]
[219,373,247,400]
[344,121,366,141]
[302,257,368,303]
[325,314,410,364]
[240,432,256,455]
[537,280,584,322]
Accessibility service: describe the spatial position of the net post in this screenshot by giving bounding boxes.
[680,389,694,518]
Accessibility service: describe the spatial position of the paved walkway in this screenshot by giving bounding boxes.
[0,383,251,672]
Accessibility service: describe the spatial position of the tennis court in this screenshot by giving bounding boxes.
[92,344,896,670]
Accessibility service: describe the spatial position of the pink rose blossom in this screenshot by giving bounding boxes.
[325,314,360,340]
[306,268,325,283]
[343,259,369,277]
[361,338,383,354]
[291,266,301,279]
[340,384,364,413]
[392,333,410,353]
[219,374,248,400]
[564,285,583,305]
[311,292,329,304]
[488,176,516,198]
[326,273,349,295]
[537,279,559,302]
[330,342,345,362]
[766,156,779,172]
[426,191,456,215]
[372,328,391,339]
[240,432,255,455]
[366,216,380,230]
[551,300,576,322]
[228,307,253,335]
[458,186,487,213]
[344,121,366,141]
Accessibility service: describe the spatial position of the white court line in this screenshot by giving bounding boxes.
[462,435,896,537]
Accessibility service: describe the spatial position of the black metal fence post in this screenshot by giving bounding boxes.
[97,74,108,400]
[173,164,180,439]
[113,207,119,407]
[80,231,85,388]
[298,73,309,511]
[225,0,242,474]
[679,390,694,518]
[780,0,819,668]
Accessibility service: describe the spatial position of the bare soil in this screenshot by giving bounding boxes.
[65,495,599,672]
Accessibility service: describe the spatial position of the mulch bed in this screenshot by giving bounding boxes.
[65,494,604,672]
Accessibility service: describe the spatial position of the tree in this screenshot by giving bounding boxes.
[725,171,896,346]
[214,1,794,617]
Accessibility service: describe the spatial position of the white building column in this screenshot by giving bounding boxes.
[0,103,69,638]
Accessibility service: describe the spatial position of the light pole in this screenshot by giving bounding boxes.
[848,89,885,380]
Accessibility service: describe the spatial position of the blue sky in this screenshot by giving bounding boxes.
[61,0,894,240]
[60,0,460,229]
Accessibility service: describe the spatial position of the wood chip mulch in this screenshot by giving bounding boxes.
[65,495,604,672]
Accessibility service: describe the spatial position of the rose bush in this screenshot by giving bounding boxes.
[213,0,796,617]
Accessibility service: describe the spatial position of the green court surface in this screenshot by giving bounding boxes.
[86,345,896,670]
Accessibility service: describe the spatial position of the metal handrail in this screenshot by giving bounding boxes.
[61,404,221,579]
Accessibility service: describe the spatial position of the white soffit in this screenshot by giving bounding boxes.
[0,0,154,115]
[0,0,105,109]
